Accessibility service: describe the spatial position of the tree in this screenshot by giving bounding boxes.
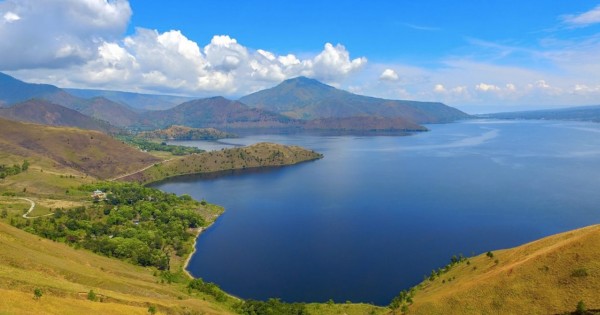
[87,289,97,301]
[486,251,494,258]
[148,305,157,314]
[33,288,43,300]
[21,160,29,171]
[576,300,587,315]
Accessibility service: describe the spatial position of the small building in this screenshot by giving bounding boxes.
[91,190,107,200]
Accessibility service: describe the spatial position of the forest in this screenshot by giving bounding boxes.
[10,182,215,270]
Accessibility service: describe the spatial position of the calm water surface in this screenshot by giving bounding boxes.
[154,120,600,304]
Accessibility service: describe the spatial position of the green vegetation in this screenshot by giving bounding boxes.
[576,300,587,315]
[236,299,308,315]
[116,134,204,156]
[33,288,43,300]
[572,268,589,278]
[0,160,28,179]
[188,278,229,302]
[139,125,236,141]
[8,182,222,270]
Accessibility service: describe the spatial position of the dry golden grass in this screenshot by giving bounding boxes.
[402,225,600,315]
[122,142,323,184]
[0,221,235,315]
[0,117,160,180]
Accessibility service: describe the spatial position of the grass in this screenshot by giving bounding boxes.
[401,225,600,315]
[121,142,323,184]
[0,221,236,314]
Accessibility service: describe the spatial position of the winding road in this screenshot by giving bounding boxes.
[109,158,175,181]
[18,197,53,219]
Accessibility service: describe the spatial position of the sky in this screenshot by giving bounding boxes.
[1,1,600,113]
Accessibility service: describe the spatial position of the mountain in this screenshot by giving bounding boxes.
[240,76,470,123]
[0,72,141,127]
[0,72,65,104]
[65,88,195,111]
[0,117,159,179]
[303,116,427,131]
[481,105,600,122]
[0,99,117,133]
[142,96,293,129]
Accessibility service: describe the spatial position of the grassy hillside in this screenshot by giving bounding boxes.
[0,99,117,133]
[399,225,600,315]
[139,125,236,141]
[0,117,160,180]
[120,142,323,184]
[0,220,235,315]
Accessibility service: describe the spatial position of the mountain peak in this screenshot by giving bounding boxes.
[280,76,333,89]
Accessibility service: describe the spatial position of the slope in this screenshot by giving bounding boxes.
[142,96,293,129]
[0,72,141,127]
[65,88,195,111]
[0,99,117,133]
[402,225,600,315]
[0,117,160,179]
[0,221,234,315]
[240,76,470,123]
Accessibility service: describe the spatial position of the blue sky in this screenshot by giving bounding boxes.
[1,0,600,113]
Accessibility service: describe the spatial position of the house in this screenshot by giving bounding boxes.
[91,190,107,200]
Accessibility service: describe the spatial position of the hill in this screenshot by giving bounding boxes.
[0,220,235,315]
[481,105,600,122]
[65,88,195,111]
[0,117,159,179]
[0,72,64,104]
[400,225,600,314]
[0,72,141,127]
[303,116,427,131]
[142,96,293,129]
[139,125,236,141]
[120,142,323,184]
[0,99,117,133]
[240,76,470,123]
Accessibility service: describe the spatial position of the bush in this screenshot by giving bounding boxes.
[576,300,586,315]
[571,268,589,278]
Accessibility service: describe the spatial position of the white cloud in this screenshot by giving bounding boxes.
[0,0,131,70]
[475,83,501,92]
[3,11,20,23]
[310,43,367,82]
[433,84,446,93]
[562,4,600,27]
[379,69,399,81]
[8,26,368,95]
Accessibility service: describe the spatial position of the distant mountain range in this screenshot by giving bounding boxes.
[0,72,470,132]
[240,76,468,123]
[481,105,600,122]
[0,99,116,133]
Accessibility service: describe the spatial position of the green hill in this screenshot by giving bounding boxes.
[240,76,470,123]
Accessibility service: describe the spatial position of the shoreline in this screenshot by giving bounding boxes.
[182,214,220,279]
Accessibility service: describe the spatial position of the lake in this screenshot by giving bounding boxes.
[152,120,600,305]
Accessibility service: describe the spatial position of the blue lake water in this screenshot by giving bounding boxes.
[153,120,600,305]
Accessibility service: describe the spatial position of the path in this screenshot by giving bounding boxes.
[109,158,175,181]
[18,197,53,219]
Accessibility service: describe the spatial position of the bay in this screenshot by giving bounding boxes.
[153,120,600,305]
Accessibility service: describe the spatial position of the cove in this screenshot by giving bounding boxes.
[151,120,600,305]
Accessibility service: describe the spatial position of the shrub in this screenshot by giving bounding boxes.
[571,268,589,278]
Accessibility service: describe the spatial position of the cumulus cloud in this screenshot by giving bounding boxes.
[379,69,399,81]
[433,84,446,93]
[0,0,131,70]
[562,4,600,27]
[475,83,501,92]
[9,24,368,95]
